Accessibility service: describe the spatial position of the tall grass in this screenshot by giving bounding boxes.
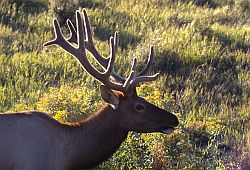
[0,0,249,169]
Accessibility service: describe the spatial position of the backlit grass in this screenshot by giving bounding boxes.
[0,0,249,169]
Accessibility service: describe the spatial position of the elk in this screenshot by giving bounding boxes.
[0,9,179,170]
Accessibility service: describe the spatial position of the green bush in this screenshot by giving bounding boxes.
[1,0,249,169]
[37,84,102,122]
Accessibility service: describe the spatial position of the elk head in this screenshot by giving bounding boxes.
[44,9,178,134]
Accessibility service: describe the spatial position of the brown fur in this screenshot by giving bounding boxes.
[0,91,178,170]
[1,111,62,125]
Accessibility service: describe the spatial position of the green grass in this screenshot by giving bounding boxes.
[0,0,249,169]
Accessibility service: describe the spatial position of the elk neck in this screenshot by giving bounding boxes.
[60,104,128,169]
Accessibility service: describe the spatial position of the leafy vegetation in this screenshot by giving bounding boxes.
[0,0,249,169]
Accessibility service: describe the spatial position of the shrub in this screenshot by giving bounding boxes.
[37,84,102,122]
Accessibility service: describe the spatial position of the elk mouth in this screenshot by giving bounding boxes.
[161,127,175,134]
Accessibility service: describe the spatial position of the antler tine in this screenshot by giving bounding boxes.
[76,11,86,51]
[122,46,160,91]
[130,73,160,87]
[104,36,116,77]
[124,58,137,88]
[82,9,94,46]
[43,19,77,55]
[114,31,119,54]
[67,19,77,43]
[137,45,154,77]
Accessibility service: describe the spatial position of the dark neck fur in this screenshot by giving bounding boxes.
[62,104,128,169]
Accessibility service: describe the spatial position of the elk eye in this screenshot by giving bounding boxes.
[135,104,145,111]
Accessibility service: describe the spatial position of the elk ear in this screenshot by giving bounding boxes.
[100,85,119,109]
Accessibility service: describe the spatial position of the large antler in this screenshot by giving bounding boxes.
[43,9,159,93]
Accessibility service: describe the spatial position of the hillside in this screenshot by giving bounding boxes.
[0,0,249,169]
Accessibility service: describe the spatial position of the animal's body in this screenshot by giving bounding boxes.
[0,9,179,170]
[0,108,127,170]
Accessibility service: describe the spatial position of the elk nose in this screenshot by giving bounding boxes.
[172,115,179,127]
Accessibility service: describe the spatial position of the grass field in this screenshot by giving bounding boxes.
[0,0,249,169]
